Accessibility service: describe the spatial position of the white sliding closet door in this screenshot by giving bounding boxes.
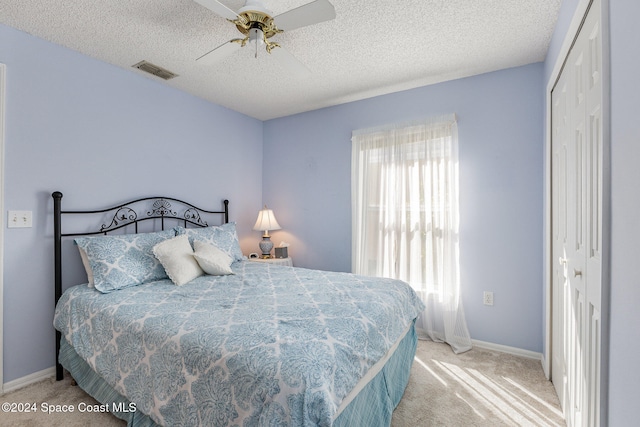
[551,1,603,426]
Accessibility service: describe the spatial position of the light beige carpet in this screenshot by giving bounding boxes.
[393,341,565,426]
[0,340,564,427]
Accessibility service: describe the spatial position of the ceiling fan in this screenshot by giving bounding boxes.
[194,0,336,73]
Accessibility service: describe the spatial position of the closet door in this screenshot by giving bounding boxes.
[551,62,570,415]
[551,1,602,426]
[583,3,603,424]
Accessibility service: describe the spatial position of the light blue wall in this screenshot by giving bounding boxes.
[0,24,264,382]
[263,63,545,352]
[608,0,640,423]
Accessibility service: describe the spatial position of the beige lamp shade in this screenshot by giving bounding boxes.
[253,206,281,232]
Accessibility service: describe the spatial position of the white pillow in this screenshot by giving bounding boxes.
[153,234,203,286]
[78,247,95,287]
[193,240,234,276]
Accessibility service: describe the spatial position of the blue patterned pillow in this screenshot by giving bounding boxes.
[176,222,244,262]
[75,229,177,293]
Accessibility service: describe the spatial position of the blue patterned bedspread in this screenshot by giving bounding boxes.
[54,261,424,426]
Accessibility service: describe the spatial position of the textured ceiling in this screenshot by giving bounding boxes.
[0,0,561,120]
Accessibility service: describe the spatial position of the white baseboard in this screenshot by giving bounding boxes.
[2,366,55,395]
[472,339,543,361]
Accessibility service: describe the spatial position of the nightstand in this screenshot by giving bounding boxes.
[247,257,293,267]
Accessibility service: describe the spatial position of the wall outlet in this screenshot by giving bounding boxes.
[483,291,494,306]
[8,210,33,228]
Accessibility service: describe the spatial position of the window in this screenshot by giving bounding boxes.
[351,114,471,353]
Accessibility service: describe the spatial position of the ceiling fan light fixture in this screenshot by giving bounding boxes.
[248,27,265,58]
[249,27,265,46]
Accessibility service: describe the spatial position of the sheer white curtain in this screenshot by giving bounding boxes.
[351,114,472,353]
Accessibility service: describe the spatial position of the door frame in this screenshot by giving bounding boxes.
[544,0,611,423]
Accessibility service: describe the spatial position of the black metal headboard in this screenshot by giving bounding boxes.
[52,191,229,380]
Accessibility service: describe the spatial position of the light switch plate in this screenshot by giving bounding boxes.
[8,210,33,228]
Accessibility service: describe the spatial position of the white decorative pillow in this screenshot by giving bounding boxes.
[193,240,234,276]
[153,234,204,286]
[77,246,95,287]
[175,222,244,262]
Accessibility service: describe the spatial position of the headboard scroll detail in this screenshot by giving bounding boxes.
[101,207,138,233]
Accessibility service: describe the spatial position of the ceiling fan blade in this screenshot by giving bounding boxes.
[193,0,239,20]
[197,41,242,64]
[273,0,336,32]
[270,46,311,76]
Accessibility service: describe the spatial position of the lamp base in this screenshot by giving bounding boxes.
[259,236,274,259]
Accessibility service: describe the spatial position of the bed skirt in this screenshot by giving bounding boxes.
[59,322,417,427]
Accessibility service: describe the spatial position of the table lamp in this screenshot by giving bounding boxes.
[253,205,281,258]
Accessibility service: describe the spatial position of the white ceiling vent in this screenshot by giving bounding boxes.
[132,60,178,80]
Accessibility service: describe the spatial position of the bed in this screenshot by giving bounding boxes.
[52,191,425,427]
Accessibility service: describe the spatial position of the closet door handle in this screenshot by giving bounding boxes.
[574,269,582,278]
